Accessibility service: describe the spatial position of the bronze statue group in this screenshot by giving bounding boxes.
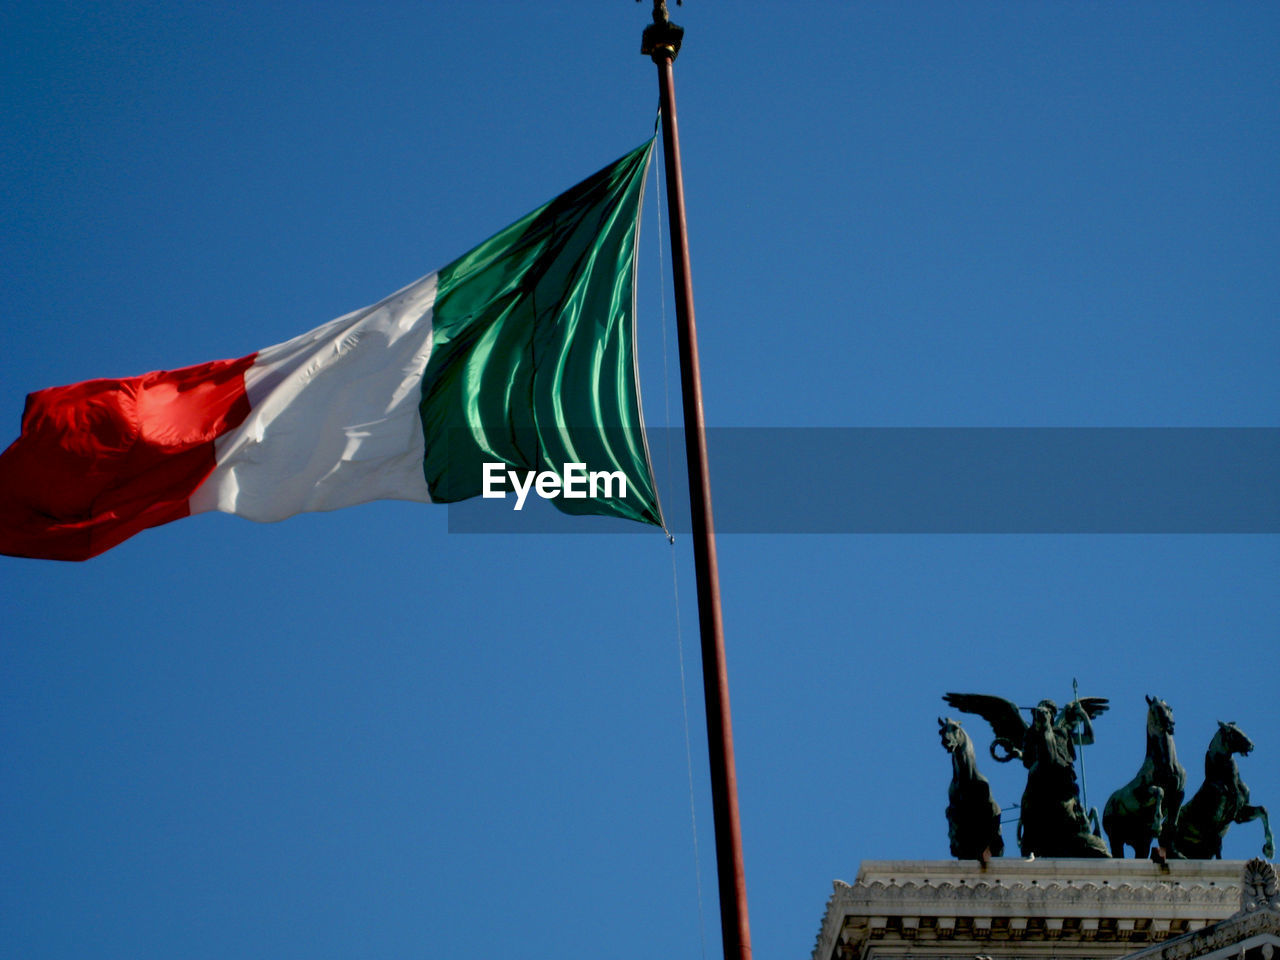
[939,692,1274,863]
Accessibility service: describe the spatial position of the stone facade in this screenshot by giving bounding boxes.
[812,859,1263,960]
[1123,860,1280,960]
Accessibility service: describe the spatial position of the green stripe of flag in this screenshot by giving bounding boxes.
[419,139,662,526]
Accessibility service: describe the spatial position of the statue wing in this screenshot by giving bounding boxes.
[942,692,1027,759]
[1075,696,1110,719]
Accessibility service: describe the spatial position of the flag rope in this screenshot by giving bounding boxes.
[670,540,709,960]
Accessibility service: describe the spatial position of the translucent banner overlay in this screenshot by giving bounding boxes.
[446,428,1280,534]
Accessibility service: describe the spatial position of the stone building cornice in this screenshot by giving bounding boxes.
[1121,860,1280,960]
[813,860,1249,960]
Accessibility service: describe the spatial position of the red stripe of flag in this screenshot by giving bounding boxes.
[0,353,256,561]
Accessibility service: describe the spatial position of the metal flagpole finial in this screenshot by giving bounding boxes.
[639,0,684,62]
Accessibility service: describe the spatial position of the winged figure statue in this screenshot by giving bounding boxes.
[942,692,1110,763]
[942,691,1111,858]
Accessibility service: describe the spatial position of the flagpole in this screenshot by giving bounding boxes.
[641,5,753,960]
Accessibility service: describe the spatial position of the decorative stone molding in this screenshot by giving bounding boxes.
[813,860,1253,960]
[1113,861,1280,960]
[1125,909,1280,960]
[1242,860,1280,914]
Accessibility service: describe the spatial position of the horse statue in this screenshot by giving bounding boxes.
[1102,695,1186,859]
[943,691,1110,858]
[939,717,1004,862]
[1174,721,1274,860]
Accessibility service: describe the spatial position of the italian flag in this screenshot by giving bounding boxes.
[0,141,662,561]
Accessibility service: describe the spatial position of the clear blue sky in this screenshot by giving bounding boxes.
[2,3,1277,959]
